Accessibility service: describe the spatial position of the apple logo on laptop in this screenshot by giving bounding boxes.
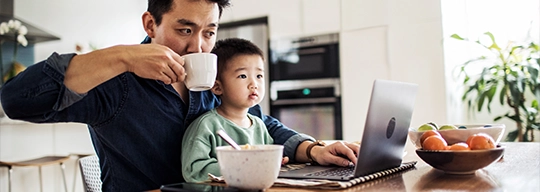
[386,117,396,139]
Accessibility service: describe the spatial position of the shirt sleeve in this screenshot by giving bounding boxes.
[1,52,126,126]
[0,52,86,122]
[181,115,221,183]
[248,105,315,162]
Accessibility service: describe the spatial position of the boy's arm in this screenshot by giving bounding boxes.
[181,120,221,183]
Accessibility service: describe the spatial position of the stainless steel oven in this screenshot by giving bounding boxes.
[270,33,339,81]
[270,78,342,140]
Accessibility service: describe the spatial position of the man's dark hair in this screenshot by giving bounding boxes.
[148,0,231,25]
[212,38,264,80]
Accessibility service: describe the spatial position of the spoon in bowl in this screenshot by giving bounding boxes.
[217,130,242,150]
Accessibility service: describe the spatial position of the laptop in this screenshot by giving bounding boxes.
[278,79,418,181]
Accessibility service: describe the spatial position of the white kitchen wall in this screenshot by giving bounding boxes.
[343,0,446,140]
[0,0,147,192]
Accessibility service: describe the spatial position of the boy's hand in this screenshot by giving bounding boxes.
[281,156,289,165]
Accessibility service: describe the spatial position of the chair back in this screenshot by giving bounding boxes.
[79,155,102,192]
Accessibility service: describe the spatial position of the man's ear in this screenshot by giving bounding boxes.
[211,80,223,96]
[142,12,156,38]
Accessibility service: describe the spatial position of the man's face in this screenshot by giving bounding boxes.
[147,0,220,56]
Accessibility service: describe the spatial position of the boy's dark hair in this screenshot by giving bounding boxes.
[211,38,264,80]
[148,0,231,26]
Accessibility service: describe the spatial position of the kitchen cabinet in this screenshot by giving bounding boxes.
[225,0,340,39]
[340,27,390,139]
[302,0,341,35]
[341,0,389,31]
[220,0,270,23]
[267,0,303,39]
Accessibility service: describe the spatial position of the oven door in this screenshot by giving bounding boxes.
[271,97,342,140]
[269,79,342,140]
[271,43,339,81]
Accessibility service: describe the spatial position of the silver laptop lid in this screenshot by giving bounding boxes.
[353,79,418,176]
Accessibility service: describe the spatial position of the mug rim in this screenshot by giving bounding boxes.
[182,52,217,57]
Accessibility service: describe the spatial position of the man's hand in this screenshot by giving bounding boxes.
[311,141,359,167]
[123,44,186,84]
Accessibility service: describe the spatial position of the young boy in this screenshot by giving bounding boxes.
[181,38,274,182]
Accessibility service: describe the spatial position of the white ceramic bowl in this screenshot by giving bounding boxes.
[408,124,505,149]
[216,145,283,190]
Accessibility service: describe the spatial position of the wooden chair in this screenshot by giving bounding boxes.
[78,155,102,192]
[0,155,70,192]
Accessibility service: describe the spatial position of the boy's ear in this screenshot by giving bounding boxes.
[211,80,223,95]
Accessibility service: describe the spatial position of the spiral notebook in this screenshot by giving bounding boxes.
[278,79,418,181]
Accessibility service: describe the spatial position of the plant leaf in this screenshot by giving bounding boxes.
[450,34,465,40]
[505,113,522,123]
[478,92,486,112]
[499,85,507,105]
[530,42,540,51]
[485,84,498,112]
[506,130,518,141]
[508,82,524,107]
[484,32,501,51]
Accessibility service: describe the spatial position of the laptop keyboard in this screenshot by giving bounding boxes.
[306,167,354,177]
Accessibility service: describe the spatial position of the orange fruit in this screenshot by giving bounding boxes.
[447,142,470,151]
[466,133,495,150]
[420,130,441,144]
[422,135,448,150]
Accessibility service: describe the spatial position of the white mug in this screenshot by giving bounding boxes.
[183,53,218,91]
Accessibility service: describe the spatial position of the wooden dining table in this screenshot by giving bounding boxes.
[150,142,540,191]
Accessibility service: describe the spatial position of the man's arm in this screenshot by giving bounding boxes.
[1,53,80,122]
[248,105,360,166]
[248,105,314,162]
[0,52,129,124]
[1,43,185,122]
[65,44,185,94]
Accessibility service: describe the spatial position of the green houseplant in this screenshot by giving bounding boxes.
[451,32,539,142]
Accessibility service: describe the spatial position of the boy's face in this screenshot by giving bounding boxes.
[144,0,220,56]
[213,54,265,109]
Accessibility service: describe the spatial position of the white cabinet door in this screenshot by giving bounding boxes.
[302,0,341,35]
[340,27,389,141]
[268,0,303,39]
[223,0,271,22]
[341,0,389,31]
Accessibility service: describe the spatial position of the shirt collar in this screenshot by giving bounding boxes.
[142,36,151,44]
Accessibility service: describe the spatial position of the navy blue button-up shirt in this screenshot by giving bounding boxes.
[0,38,314,191]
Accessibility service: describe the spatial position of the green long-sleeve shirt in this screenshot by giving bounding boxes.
[181,109,274,182]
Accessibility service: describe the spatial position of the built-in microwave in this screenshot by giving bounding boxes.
[270,33,339,81]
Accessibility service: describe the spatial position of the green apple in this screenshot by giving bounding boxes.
[439,124,458,130]
[418,123,437,131]
[427,122,439,129]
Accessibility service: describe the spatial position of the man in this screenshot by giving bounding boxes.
[0,0,359,191]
